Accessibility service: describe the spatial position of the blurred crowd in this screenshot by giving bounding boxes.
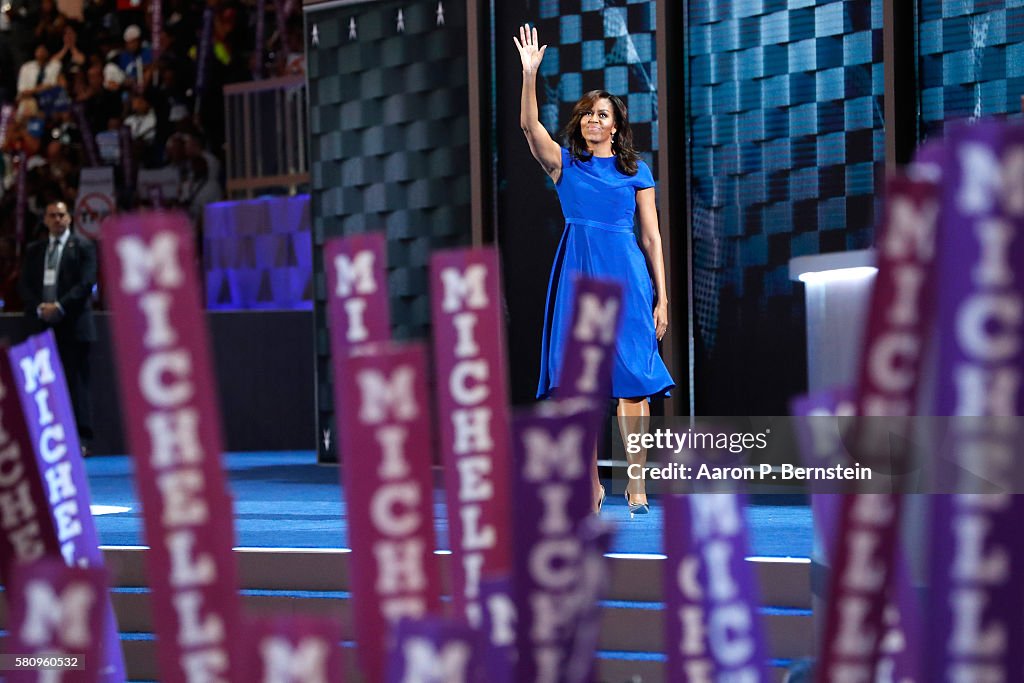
[0,0,305,310]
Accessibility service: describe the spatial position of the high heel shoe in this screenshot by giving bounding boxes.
[595,485,606,515]
[625,492,650,519]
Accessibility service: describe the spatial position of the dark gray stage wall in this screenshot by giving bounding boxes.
[305,1,472,463]
[0,311,316,456]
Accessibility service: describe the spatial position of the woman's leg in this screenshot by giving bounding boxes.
[618,397,649,504]
[592,443,604,513]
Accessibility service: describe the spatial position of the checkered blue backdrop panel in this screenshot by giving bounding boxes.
[533,0,659,175]
[687,0,884,413]
[918,0,1024,139]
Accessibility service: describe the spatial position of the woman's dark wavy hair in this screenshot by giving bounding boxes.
[561,90,640,176]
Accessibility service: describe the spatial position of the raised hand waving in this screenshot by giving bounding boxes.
[513,24,546,75]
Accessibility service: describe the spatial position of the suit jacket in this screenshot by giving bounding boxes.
[17,230,98,344]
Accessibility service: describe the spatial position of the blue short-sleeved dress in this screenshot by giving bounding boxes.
[537,147,675,400]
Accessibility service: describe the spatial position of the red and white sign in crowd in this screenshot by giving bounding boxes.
[787,120,1024,683]
[3,119,1024,683]
[101,213,242,683]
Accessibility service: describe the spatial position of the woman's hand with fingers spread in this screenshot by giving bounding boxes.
[513,24,546,75]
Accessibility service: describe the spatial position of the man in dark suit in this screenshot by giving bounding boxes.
[18,200,98,455]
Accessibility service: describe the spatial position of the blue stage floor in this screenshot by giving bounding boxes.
[85,452,813,558]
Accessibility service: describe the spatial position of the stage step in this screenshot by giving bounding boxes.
[4,547,813,682]
[102,547,812,607]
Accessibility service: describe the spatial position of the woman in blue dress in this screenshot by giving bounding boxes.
[514,25,675,516]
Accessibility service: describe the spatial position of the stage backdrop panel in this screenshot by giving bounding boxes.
[203,195,313,311]
[918,1,1024,139]
[687,0,885,414]
[493,0,660,406]
[305,0,472,461]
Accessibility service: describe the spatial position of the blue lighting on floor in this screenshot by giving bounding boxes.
[85,452,812,557]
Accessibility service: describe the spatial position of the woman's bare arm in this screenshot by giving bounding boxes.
[636,187,668,341]
[514,24,562,181]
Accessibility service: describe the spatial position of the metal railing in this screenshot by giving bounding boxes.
[224,75,309,197]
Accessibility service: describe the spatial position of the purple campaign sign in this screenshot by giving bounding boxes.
[907,140,945,183]
[875,552,922,683]
[324,232,391,459]
[0,351,62,576]
[101,211,243,683]
[6,559,107,683]
[554,277,624,402]
[324,233,391,354]
[790,387,857,473]
[688,493,771,682]
[477,578,515,683]
[927,494,1024,682]
[791,397,922,682]
[814,175,938,683]
[790,388,855,558]
[8,333,101,566]
[934,121,1024,417]
[242,615,343,682]
[334,343,442,683]
[511,407,597,683]
[789,376,853,518]
[563,517,616,683]
[928,121,1024,682]
[664,494,713,682]
[854,174,939,418]
[386,617,482,683]
[429,248,513,627]
[7,331,126,681]
[814,493,902,683]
